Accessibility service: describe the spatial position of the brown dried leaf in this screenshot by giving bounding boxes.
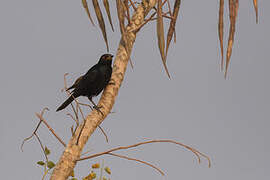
[225,0,239,78]
[92,0,109,52]
[116,0,132,68]
[253,0,258,23]
[218,0,224,70]
[124,0,131,25]
[165,0,181,58]
[157,0,170,78]
[103,0,114,31]
[116,0,125,35]
[82,0,95,26]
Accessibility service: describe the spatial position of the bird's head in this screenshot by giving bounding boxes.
[99,54,114,64]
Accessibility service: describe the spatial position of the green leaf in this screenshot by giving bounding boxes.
[104,166,111,175]
[47,161,55,169]
[92,163,100,168]
[70,178,77,180]
[37,161,45,166]
[45,146,50,155]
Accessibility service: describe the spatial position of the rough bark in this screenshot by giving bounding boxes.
[50,1,157,179]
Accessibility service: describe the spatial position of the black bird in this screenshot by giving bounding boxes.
[56,54,113,112]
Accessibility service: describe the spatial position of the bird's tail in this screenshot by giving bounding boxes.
[56,96,75,112]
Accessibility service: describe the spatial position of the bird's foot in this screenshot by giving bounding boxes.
[108,79,116,85]
[93,105,104,116]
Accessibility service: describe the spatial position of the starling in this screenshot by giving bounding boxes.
[56,54,113,112]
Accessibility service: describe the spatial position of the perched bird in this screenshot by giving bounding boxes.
[56,54,113,112]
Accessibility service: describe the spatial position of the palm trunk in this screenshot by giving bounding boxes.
[50,1,157,179]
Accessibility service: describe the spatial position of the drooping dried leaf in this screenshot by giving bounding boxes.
[235,0,239,19]
[166,0,177,44]
[218,0,224,70]
[116,0,132,67]
[225,0,239,78]
[253,0,258,23]
[103,0,114,31]
[116,0,125,35]
[165,0,181,58]
[82,0,95,26]
[124,0,131,25]
[157,0,170,78]
[92,0,109,52]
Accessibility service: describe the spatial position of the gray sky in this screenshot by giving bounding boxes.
[0,0,269,179]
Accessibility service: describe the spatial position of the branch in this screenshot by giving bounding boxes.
[35,133,49,162]
[50,1,158,179]
[21,108,51,151]
[78,139,211,168]
[62,73,109,144]
[35,113,66,147]
[107,152,165,176]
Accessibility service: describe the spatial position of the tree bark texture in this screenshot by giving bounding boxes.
[50,1,157,179]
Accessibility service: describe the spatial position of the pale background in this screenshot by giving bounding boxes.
[0,0,269,179]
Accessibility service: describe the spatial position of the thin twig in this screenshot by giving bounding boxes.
[67,113,78,125]
[97,126,109,143]
[167,1,172,16]
[36,113,66,147]
[78,139,211,167]
[63,73,85,121]
[67,113,76,136]
[166,0,177,43]
[35,133,48,162]
[78,102,94,110]
[133,12,156,33]
[128,0,137,10]
[81,149,93,156]
[63,73,79,125]
[42,169,50,180]
[162,0,168,6]
[108,152,165,176]
[162,14,175,20]
[70,103,79,126]
[71,126,74,136]
[125,0,131,25]
[21,108,49,151]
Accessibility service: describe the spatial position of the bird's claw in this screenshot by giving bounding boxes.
[108,79,115,85]
[93,105,104,116]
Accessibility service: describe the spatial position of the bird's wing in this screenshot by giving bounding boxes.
[77,66,100,88]
[83,67,99,83]
[66,75,83,91]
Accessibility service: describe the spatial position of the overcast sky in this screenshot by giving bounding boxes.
[0,0,269,180]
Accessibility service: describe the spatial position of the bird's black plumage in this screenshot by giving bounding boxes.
[56,54,113,112]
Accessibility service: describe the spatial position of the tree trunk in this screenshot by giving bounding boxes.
[50,1,157,179]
